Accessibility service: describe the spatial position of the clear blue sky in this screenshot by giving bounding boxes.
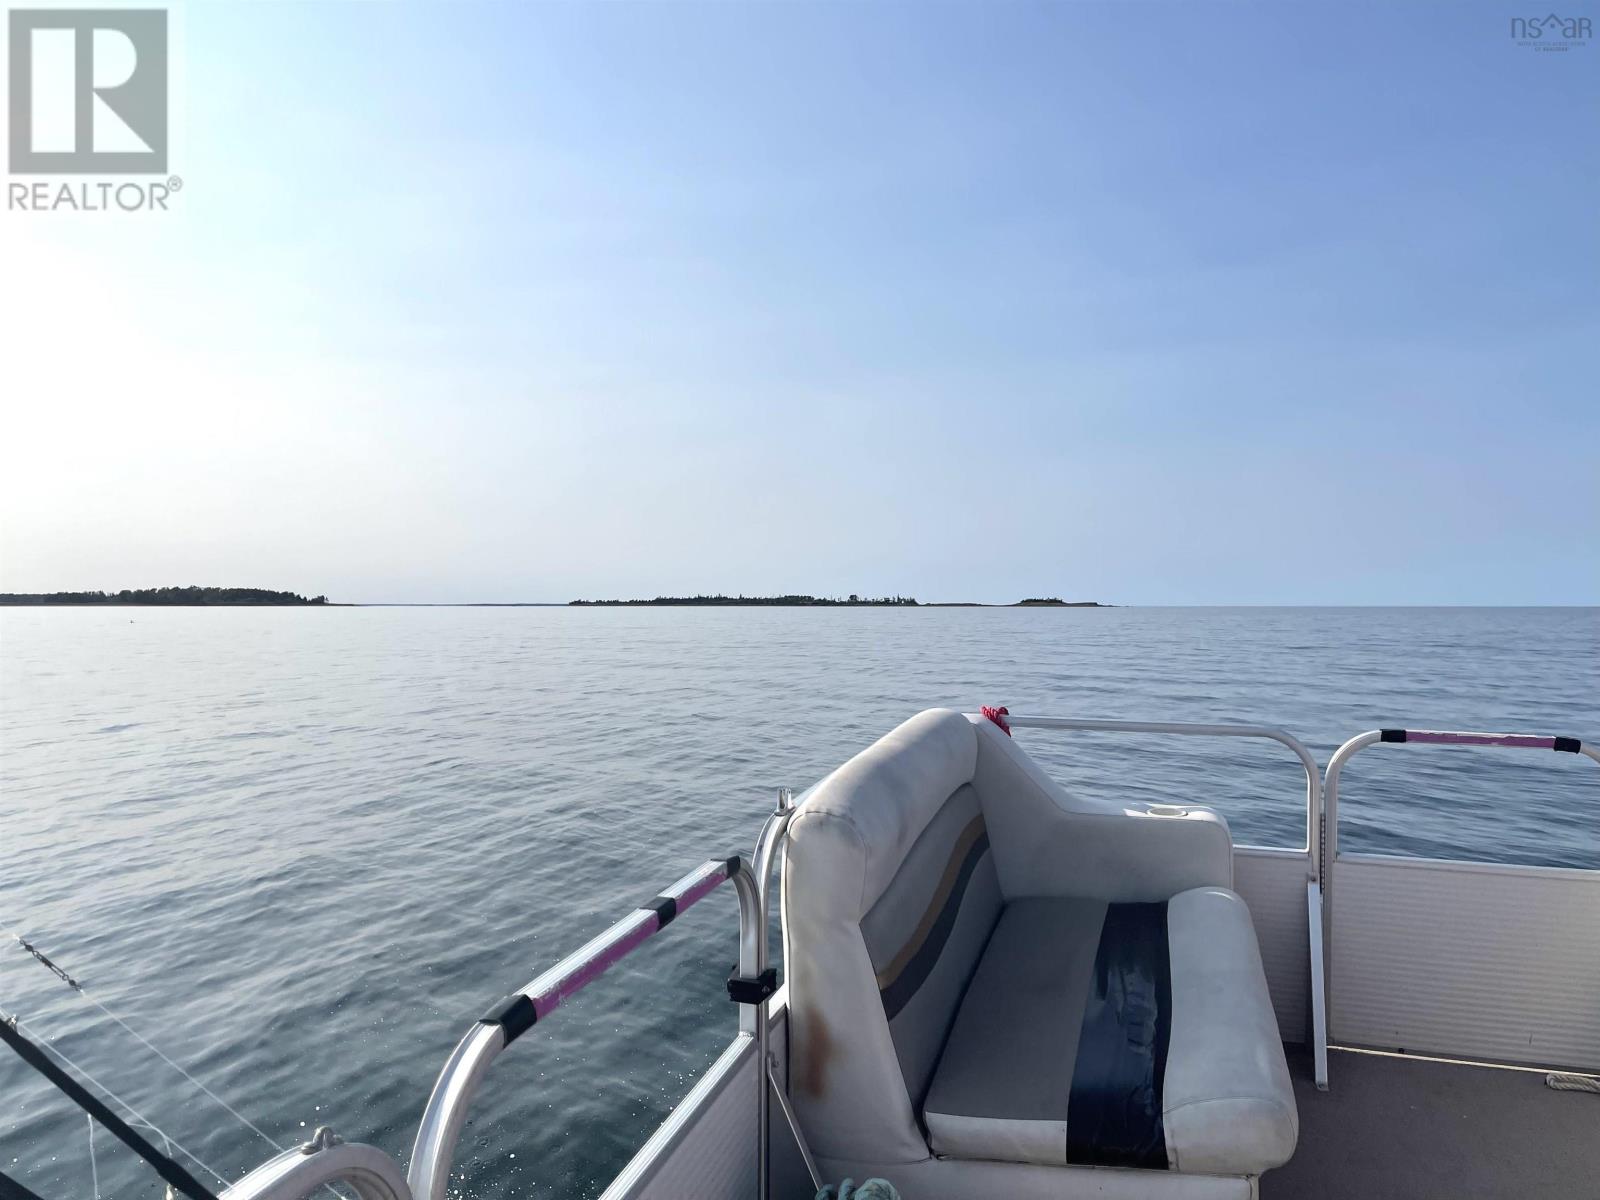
[2,1,1595,603]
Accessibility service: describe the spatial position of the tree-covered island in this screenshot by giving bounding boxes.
[0,587,329,605]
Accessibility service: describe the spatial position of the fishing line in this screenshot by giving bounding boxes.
[0,1011,223,1200]
[6,932,286,1156]
[4,933,353,1200]
[85,1116,99,1200]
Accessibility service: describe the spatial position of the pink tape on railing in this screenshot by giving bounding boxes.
[528,860,732,1022]
[674,866,728,910]
[1403,731,1556,749]
[531,916,656,1021]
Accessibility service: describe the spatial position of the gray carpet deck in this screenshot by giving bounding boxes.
[1264,1047,1599,1199]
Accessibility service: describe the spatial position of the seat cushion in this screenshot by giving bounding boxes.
[1162,887,1299,1175]
[923,888,1296,1177]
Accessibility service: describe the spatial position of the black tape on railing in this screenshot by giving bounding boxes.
[479,993,539,1044]
[1554,737,1582,754]
[1379,729,1407,743]
[0,1168,48,1200]
[641,895,678,927]
[0,1019,219,1200]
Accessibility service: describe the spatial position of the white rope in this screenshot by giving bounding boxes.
[1546,1072,1600,1094]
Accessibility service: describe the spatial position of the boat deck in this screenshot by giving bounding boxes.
[1265,1047,1599,1199]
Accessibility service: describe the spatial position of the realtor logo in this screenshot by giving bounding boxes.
[1509,12,1592,49]
[8,8,168,173]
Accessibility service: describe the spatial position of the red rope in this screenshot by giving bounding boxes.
[980,705,1011,736]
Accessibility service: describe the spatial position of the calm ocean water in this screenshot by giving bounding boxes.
[1,606,1596,1198]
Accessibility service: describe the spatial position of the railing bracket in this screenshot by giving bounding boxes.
[726,966,777,1006]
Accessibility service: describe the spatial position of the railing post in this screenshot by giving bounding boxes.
[1306,879,1328,1090]
[748,788,797,1200]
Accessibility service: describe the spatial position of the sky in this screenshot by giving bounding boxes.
[1,1,1595,605]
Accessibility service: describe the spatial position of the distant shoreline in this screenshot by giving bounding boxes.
[927,600,1107,608]
[1,590,1112,608]
[1,587,327,606]
[568,595,1107,608]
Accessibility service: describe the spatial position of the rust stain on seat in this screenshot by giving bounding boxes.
[800,1009,836,1097]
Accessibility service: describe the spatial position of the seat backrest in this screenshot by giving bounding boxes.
[782,709,1001,1164]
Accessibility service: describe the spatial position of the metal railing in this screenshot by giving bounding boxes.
[1003,714,1330,1089]
[405,855,752,1200]
[1321,727,1597,1074]
[1325,728,1598,867]
[406,789,802,1200]
[222,1132,410,1200]
[1003,715,1325,878]
[221,791,803,1200]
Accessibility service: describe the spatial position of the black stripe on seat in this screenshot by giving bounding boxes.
[878,831,991,1021]
[1066,902,1172,1170]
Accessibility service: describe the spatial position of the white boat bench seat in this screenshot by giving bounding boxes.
[923,889,1295,1176]
[783,709,1297,1199]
